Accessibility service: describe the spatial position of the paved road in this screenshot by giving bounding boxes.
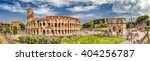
[121,31,146,44]
[0,35,8,44]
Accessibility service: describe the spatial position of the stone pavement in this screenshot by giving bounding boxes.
[121,31,146,44]
[0,35,8,44]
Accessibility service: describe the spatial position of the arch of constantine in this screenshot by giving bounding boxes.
[107,18,126,36]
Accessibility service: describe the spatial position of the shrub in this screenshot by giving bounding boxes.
[19,36,60,44]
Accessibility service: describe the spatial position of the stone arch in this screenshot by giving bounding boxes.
[43,30,45,34]
[52,30,54,34]
[43,22,45,26]
[47,30,49,34]
[118,26,122,35]
[37,29,39,35]
[112,26,116,32]
[62,30,64,34]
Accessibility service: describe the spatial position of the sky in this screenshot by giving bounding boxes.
[0,0,150,24]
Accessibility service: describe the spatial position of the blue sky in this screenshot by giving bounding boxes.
[0,0,149,24]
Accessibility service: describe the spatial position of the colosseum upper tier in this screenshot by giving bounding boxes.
[26,8,81,36]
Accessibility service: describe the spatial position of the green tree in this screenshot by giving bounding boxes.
[5,23,11,27]
[0,26,3,33]
[126,22,136,28]
[12,26,18,35]
[20,23,25,31]
[82,23,91,28]
[2,27,11,34]
[136,15,149,30]
[88,21,94,28]
[136,15,149,24]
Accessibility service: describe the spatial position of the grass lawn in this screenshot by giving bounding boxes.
[61,35,125,44]
[146,26,150,31]
[146,29,150,31]
[146,27,150,31]
[93,28,107,31]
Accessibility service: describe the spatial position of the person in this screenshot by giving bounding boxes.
[127,34,129,40]
[133,41,136,44]
[136,40,139,44]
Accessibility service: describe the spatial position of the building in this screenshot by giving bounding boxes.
[11,21,21,28]
[0,22,4,27]
[107,18,126,36]
[0,21,23,34]
[26,8,81,36]
[0,22,5,33]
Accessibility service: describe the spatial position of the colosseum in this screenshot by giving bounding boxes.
[26,8,81,36]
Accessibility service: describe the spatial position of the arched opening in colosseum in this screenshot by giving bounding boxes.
[55,23,57,27]
[43,30,45,34]
[33,22,35,27]
[65,30,67,34]
[40,23,42,26]
[43,22,45,26]
[58,23,60,27]
[47,30,49,34]
[37,21,39,24]
[55,30,57,34]
[48,23,50,26]
[58,30,60,34]
[65,24,67,27]
[62,30,64,34]
[37,30,39,35]
[68,30,69,33]
[67,23,69,27]
[33,30,35,34]
[52,30,54,34]
[62,23,63,26]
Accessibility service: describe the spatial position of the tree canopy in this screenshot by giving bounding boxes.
[136,15,149,24]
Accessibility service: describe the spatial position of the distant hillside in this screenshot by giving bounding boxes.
[82,19,108,29]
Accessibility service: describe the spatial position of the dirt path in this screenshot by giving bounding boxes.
[0,35,8,44]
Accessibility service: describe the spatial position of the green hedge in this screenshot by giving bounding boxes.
[19,36,60,44]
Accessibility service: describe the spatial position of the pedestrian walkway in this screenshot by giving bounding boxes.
[0,35,8,44]
[120,40,131,44]
[120,30,146,44]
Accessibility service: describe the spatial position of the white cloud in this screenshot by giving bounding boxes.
[71,14,94,18]
[67,6,97,12]
[71,0,150,16]
[71,13,101,23]
[34,7,56,16]
[0,3,26,13]
[1,0,150,18]
[21,0,109,7]
[71,13,94,23]
[20,0,150,16]
[0,1,56,17]
[111,0,150,16]
[21,0,70,7]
